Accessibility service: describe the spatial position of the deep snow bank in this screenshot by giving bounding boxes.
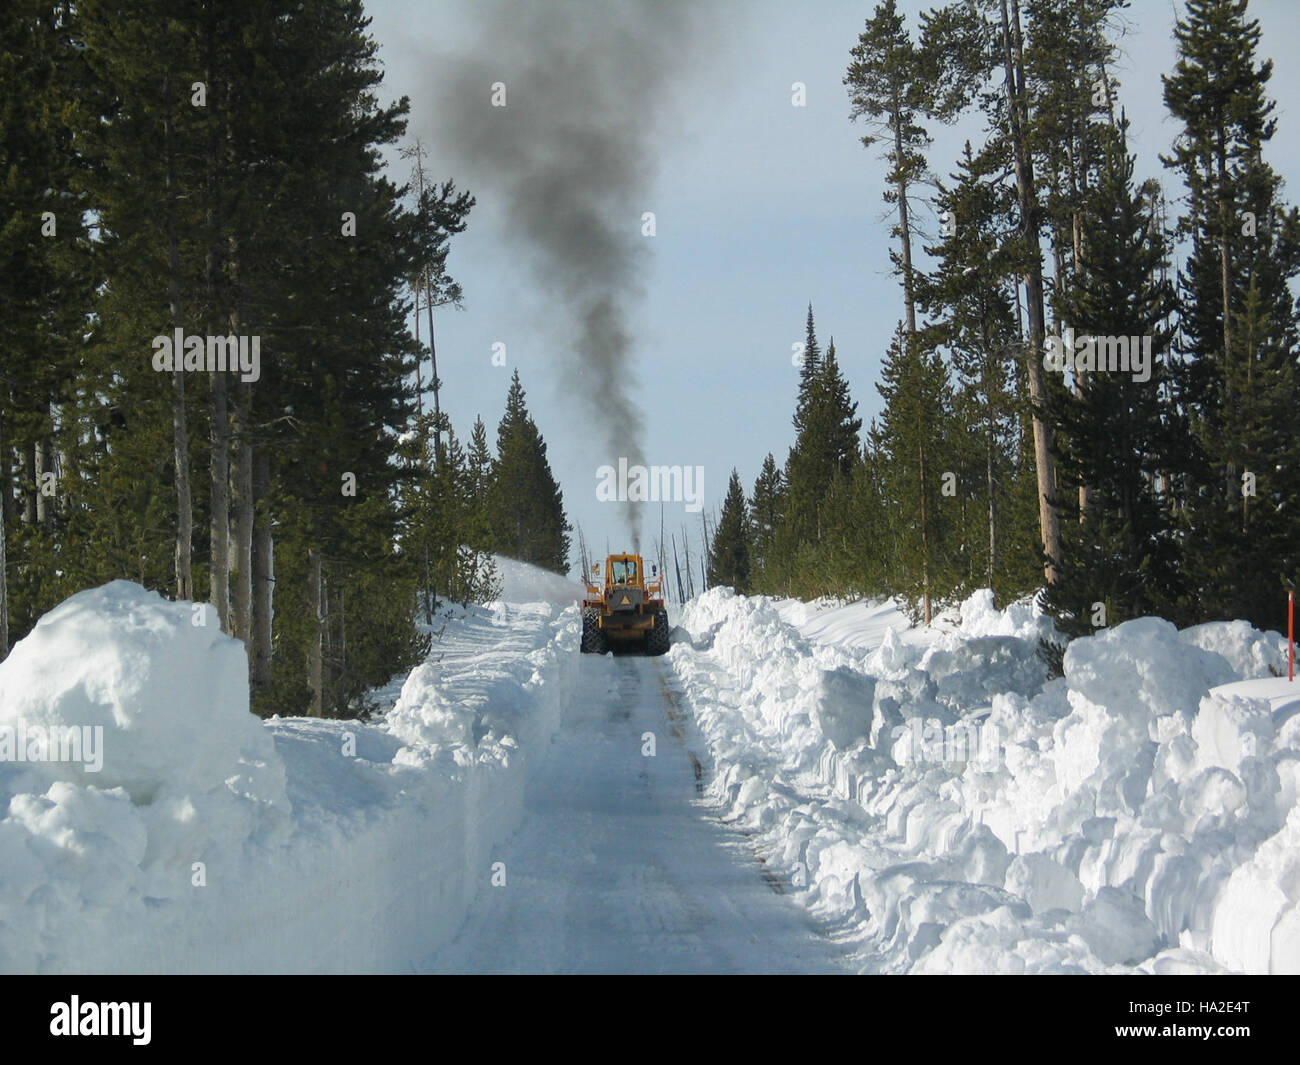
[0,580,577,973]
[670,587,1298,973]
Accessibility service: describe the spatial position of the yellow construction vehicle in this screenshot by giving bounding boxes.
[581,553,670,655]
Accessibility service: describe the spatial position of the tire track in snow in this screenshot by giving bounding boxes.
[418,651,852,973]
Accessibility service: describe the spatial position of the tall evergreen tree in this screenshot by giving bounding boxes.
[846,0,933,360]
[66,1,461,716]
[920,141,1038,601]
[0,0,94,652]
[707,470,752,594]
[1042,133,1183,634]
[1162,0,1300,630]
[840,441,894,597]
[923,0,1066,583]
[783,334,862,568]
[795,302,822,421]
[749,452,784,587]
[874,324,955,621]
[486,371,571,574]
[465,414,495,546]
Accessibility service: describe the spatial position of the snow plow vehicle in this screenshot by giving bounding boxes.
[581,553,670,655]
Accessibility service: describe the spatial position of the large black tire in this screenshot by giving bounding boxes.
[646,609,671,656]
[581,608,608,654]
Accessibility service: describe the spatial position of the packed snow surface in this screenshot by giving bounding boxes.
[420,653,848,973]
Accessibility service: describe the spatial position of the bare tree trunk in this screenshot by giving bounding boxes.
[699,509,712,592]
[35,436,51,528]
[205,41,231,631]
[1218,134,1232,375]
[306,545,323,717]
[412,283,423,423]
[1000,0,1059,583]
[893,92,919,342]
[0,408,8,658]
[409,145,444,463]
[888,75,933,621]
[986,418,997,594]
[163,79,193,600]
[168,306,193,599]
[250,446,273,694]
[425,282,441,464]
[681,525,694,599]
[1067,76,1091,524]
[231,385,253,642]
[209,368,230,628]
[21,444,35,524]
[918,437,931,624]
[0,412,10,540]
[321,567,331,712]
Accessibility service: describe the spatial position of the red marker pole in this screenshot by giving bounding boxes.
[1290,591,1294,682]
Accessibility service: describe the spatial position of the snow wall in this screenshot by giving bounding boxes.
[0,580,577,973]
[671,588,1300,974]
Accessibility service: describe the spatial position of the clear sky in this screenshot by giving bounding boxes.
[364,0,1300,577]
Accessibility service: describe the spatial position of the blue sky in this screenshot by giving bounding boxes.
[365,0,1300,575]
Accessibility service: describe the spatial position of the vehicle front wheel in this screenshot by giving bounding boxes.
[646,609,670,655]
[581,608,608,654]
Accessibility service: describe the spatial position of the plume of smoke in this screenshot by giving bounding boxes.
[422,0,705,553]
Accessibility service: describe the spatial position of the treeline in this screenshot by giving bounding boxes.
[709,0,1300,637]
[0,0,569,716]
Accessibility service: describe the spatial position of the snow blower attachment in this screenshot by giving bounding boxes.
[581,553,670,655]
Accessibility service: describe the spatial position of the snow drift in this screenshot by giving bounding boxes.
[0,577,578,973]
[670,586,1299,974]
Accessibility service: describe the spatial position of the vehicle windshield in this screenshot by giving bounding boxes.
[611,559,637,583]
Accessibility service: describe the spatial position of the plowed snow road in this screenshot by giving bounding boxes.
[419,654,852,974]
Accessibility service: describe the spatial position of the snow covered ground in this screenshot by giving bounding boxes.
[0,574,577,973]
[419,653,848,973]
[670,588,1300,973]
[2,561,1297,973]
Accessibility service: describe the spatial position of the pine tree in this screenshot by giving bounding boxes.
[923,0,1065,583]
[707,470,752,593]
[74,0,459,716]
[874,324,955,621]
[77,0,221,603]
[784,327,862,557]
[1042,133,1183,634]
[841,441,894,596]
[846,0,932,357]
[1162,0,1300,630]
[402,140,474,463]
[794,303,822,432]
[486,371,571,573]
[0,2,476,714]
[920,141,1038,601]
[818,342,863,479]
[749,453,784,588]
[0,0,95,651]
[465,415,495,547]
[1024,0,1127,309]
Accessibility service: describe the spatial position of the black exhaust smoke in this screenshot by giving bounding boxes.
[419,0,709,552]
